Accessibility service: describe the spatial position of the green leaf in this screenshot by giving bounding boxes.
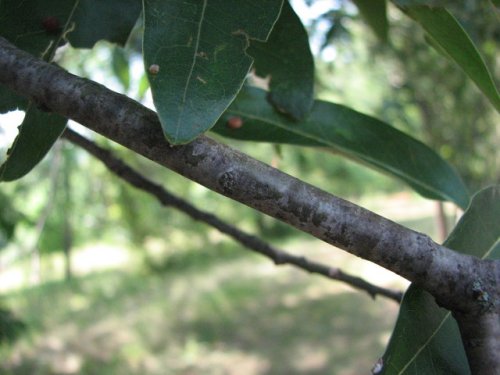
[111,47,131,91]
[0,0,138,165]
[381,186,500,375]
[0,104,67,182]
[352,0,389,42]
[0,0,141,53]
[143,0,284,144]
[0,0,140,112]
[0,87,26,115]
[67,0,142,48]
[247,1,314,120]
[0,0,76,56]
[213,86,470,208]
[396,5,500,112]
[0,0,74,113]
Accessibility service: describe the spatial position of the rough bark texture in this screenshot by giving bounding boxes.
[0,36,498,372]
[455,308,500,375]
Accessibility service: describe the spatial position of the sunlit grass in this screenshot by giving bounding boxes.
[1,256,401,374]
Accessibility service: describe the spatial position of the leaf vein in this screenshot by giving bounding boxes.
[175,0,208,140]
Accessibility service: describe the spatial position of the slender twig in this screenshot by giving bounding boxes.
[63,128,403,302]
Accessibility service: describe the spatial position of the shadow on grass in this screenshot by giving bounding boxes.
[166,277,397,374]
[1,248,399,375]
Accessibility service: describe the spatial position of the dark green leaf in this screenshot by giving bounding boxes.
[395,5,500,112]
[381,186,500,375]
[248,1,314,120]
[67,0,142,48]
[0,0,141,53]
[381,287,469,375]
[0,105,67,182]
[143,0,284,144]
[0,86,26,115]
[0,0,140,112]
[0,0,139,164]
[213,86,470,208]
[0,0,77,56]
[352,0,389,42]
[0,0,76,113]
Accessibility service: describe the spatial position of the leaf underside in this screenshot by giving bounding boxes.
[381,186,500,375]
[142,0,284,144]
[213,86,470,209]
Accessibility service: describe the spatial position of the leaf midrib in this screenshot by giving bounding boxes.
[395,238,499,374]
[175,0,208,141]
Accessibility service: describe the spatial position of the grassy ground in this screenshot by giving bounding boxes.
[0,193,451,374]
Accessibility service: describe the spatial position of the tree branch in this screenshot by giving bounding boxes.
[63,128,403,302]
[3,35,499,374]
[454,310,500,374]
[0,36,493,313]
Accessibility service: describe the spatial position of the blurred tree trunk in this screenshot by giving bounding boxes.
[62,144,73,281]
[30,142,62,285]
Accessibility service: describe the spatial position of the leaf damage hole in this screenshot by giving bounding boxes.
[196,51,209,60]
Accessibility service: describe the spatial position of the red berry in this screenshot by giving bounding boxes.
[226,116,243,129]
